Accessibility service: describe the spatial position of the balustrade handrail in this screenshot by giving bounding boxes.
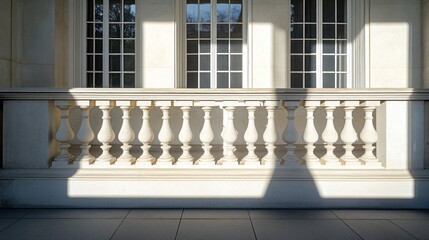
[1,88,429,101]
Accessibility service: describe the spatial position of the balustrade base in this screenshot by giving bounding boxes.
[156,161,174,166]
[361,161,383,167]
[175,161,194,166]
[323,161,342,167]
[115,161,135,166]
[195,160,216,166]
[92,161,113,167]
[51,162,75,169]
[241,161,261,166]
[342,161,362,167]
[284,161,304,168]
[134,162,154,166]
[306,162,322,168]
[218,160,239,166]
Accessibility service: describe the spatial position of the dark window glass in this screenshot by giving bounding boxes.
[109,73,121,87]
[217,55,229,71]
[109,55,121,71]
[305,55,316,71]
[305,40,316,53]
[124,73,135,87]
[323,24,335,39]
[217,73,229,88]
[291,73,303,88]
[200,73,211,88]
[231,73,242,88]
[291,0,303,23]
[305,73,316,88]
[217,40,229,53]
[291,55,303,71]
[291,24,303,39]
[87,73,94,88]
[200,55,211,71]
[305,0,316,22]
[200,40,211,53]
[323,73,335,87]
[187,55,198,71]
[291,40,303,54]
[337,0,347,23]
[187,73,198,88]
[323,0,335,22]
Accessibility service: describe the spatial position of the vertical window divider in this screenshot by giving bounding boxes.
[102,0,109,87]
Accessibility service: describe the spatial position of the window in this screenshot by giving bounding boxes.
[86,0,136,88]
[185,0,245,88]
[290,0,349,88]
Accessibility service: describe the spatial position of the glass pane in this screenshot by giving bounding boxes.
[291,40,303,54]
[291,55,303,71]
[323,24,335,39]
[323,0,335,22]
[230,1,243,22]
[217,40,229,53]
[87,73,94,88]
[187,55,198,71]
[217,73,229,88]
[186,0,198,23]
[87,0,94,21]
[187,40,198,53]
[95,23,103,38]
[200,24,211,38]
[187,72,198,88]
[109,0,121,22]
[124,0,136,22]
[187,24,198,38]
[305,40,316,53]
[337,55,347,71]
[337,73,347,88]
[291,24,303,39]
[110,24,121,38]
[305,24,316,38]
[109,40,121,53]
[124,73,135,87]
[323,73,336,87]
[109,73,121,87]
[337,40,347,54]
[337,0,347,23]
[337,24,347,39]
[124,55,135,71]
[87,23,94,38]
[217,55,229,71]
[95,55,102,71]
[200,55,210,71]
[87,55,93,71]
[109,55,121,71]
[305,55,316,71]
[305,73,316,88]
[87,39,94,53]
[124,40,135,53]
[230,40,242,53]
[95,40,103,53]
[231,73,242,88]
[217,0,229,22]
[95,0,103,22]
[200,73,211,88]
[230,55,242,71]
[291,73,303,88]
[95,73,103,87]
[217,24,229,38]
[323,40,335,53]
[291,0,303,23]
[200,40,211,53]
[123,24,135,38]
[305,0,316,22]
[200,1,211,22]
[323,55,335,71]
[230,24,242,38]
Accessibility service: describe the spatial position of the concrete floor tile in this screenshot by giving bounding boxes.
[333,210,429,220]
[0,219,122,240]
[0,219,17,232]
[344,220,416,240]
[252,219,361,240]
[182,209,249,219]
[177,219,256,240]
[392,220,429,240]
[249,210,338,219]
[0,209,33,219]
[127,209,182,219]
[24,209,129,219]
[112,219,180,240]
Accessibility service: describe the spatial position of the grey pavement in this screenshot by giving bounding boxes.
[0,209,429,240]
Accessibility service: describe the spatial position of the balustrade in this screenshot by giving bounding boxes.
[50,96,383,169]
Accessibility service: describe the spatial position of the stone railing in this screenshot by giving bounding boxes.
[1,88,427,170]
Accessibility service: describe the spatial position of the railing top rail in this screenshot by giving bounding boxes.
[1,88,429,101]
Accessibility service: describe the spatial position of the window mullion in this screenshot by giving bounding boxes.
[102,0,109,88]
[212,0,217,88]
[316,0,323,88]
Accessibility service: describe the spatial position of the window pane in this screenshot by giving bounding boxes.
[110,24,121,38]
[337,55,347,71]
[109,73,121,87]
[200,73,211,88]
[123,24,135,38]
[230,2,243,22]
[230,40,242,53]
[305,24,316,38]
[230,24,242,38]
[95,0,103,22]
[124,55,135,71]
[337,25,347,39]
[231,73,242,88]
[291,40,303,54]
[187,73,198,88]
[337,0,347,23]
[109,40,121,53]
[230,55,242,71]
[124,40,135,53]
[323,0,335,22]
[323,55,335,71]
[200,40,211,53]
[95,23,103,38]
[187,40,198,53]
[305,73,316,88]
[305,40,316,53]
[217,73,229,88]
[323,24,335,39]
[291,0,303,23]
[95,73,103,87]
[337,73,347,87]
[337,40,347,54]
[291,24,303,39]
[217,40,229,53]
[305,0,316,22]
[217,55,229,71]
[87,0,94,21]
[87,55,94,71]
[110,55,121,71]
[87,73,94,87]
[217,24,229,38]
[109,0,121,22]
[124,73,135,87]
[124,0,136,22]
[200,24,211,38]
[305,55,316,71]
[217,2,229,22]
[291,73,303,88]
[200,55,210,71]
[323,73,335,87]
[187,24,198,38]
[187,55,198,71]
[200,1,211,22]
[323,40,335,53]
[291,55,303,71]
[87,23,94,38]
[95,55,102,71]
[87,39,94,53]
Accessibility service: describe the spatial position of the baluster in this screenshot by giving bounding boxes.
[321,101,341,166]
[156,102,174,165]
[177,101,194,166]
[74,100,95,167]
[262,101,279,166]
[94,101,116,166]
[220,105,238,165]
[52,101,75,168]
[359,101,381,167]
[340,101,360,166]
[302,101,321,166]
[136,101,155,166]
[242,102,261,165]
[196,104,215,165]
[283,101,301,167]
[116,101,136,165]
